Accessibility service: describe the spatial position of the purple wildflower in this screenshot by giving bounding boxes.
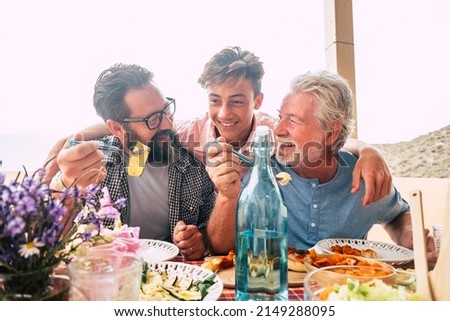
[14,195,37,215]
[6,216,26,237]
[114,197,127,209]
[84,184,101,204]
[1,169,125,274]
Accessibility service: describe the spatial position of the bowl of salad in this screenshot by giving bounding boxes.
[303,265,420,301]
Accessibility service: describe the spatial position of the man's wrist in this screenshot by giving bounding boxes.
[200,227,211,257]
[50,171,67,190]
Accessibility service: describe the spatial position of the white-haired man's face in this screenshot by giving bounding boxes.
[274,92,328,169]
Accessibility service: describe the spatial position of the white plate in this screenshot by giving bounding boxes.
[136,239,179,262]
[317,238,414,265]
[142,262,224,301]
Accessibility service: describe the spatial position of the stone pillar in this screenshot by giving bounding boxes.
[324,0,358,138]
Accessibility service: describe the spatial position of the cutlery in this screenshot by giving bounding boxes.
[69,139,121,154]
[212,139,254,166]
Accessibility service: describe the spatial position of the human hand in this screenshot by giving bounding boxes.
[55,133,106,189]
[43,136,71,184]
[205,137,242,199]
[397,227,438,268]
[43,123,112,184]
[425,231,438,267]
[351,146,392,207]
[173,221,205,260]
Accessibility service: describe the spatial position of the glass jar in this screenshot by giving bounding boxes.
[68,251,143,300]
[0,263,70,301]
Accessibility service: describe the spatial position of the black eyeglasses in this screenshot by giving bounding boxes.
[122,97,176,130]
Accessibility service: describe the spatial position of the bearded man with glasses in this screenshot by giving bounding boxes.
[49,63,230,260]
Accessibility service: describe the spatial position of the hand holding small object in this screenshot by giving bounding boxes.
[211,139,291,185]
[55,135,107,188]
[69,139,121,154]
[212,139,254,166]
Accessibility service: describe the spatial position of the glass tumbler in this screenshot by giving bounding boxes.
[68,251,143,301]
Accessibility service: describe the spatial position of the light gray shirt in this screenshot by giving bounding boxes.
[127,162,170,241]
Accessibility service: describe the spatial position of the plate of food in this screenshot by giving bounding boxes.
[202,249,307,288]
[140,261,223,301]
[136,239,179,262]
[303,250,395,273]
[317,238,414,265]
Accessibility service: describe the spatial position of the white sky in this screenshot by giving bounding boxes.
[1,0,449,145]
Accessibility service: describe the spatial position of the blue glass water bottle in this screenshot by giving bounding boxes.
[235,125,288,301]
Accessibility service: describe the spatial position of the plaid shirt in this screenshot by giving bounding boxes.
[98,136,215,243]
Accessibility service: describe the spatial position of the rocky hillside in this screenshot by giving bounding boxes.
[373,125,450,178]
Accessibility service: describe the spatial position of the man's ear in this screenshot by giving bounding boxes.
[106,119,125,138]
[254,92,264,111]
[325,121,342,144]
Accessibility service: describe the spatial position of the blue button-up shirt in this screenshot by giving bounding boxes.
[271,150,410,249]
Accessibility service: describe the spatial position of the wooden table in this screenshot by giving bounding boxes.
[172,256,304,301]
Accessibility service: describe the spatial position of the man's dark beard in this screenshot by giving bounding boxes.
[147,130,180,164]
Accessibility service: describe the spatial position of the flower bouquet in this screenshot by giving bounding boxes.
[0,170,130,300]
[68,186,142,256]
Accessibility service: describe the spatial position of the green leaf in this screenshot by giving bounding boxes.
[141,261,148,284]
[193,273,217,300]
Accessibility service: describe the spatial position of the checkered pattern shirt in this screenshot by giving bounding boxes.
[98,135,215,243]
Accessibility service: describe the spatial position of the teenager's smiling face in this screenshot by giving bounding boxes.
[206,77,263,147]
